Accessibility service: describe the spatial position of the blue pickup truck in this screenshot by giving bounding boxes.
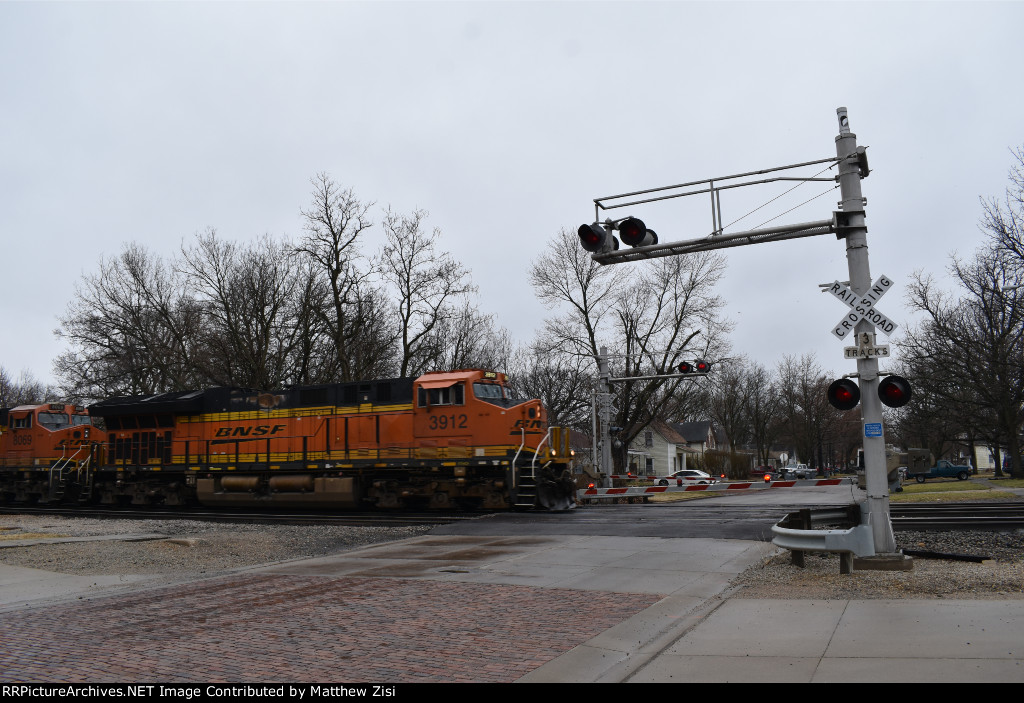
[906,459,972,483]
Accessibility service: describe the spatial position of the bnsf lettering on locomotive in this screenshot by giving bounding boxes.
[512,419,544,429]
[214,424,287,437]
[55,439,92,449]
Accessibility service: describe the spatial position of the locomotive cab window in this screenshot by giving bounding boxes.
[418,383,464,407]
[472,382,505,400]
[37,412,71,430]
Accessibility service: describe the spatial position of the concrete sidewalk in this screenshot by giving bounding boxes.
[524,594,1024,683]
[2,530,1023,682]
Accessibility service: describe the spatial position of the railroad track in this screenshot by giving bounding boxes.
[5,501,1023,531]
[0,505,483,527]
[891,502,1024,530]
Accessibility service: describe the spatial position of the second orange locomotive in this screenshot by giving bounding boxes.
[0,369,576,511]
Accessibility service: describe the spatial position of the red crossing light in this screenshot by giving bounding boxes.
[618,217,658,248]
[678,359,711,374]
[578,223,619,253]
[878,375,912,408]
[827,378,861,411]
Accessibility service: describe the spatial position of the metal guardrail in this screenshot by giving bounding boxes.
[770,505,872,574]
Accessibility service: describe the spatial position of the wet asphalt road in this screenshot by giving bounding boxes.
[434,482,861,540]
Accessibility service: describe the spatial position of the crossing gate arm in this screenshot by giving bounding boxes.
[578,478,852,501]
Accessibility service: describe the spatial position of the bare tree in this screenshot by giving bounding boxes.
[180,230,319,389]
[530,228,729,471]
[379,208,475,377]
[507,340,593,430]
[423,300,512,373]
[981,145,1024,269]
[902,245,1024,476]
[0,367,50,406]
[776,354,841,471]
[297,174,393,381]
[743,361,785,467]
[54,243,202,400]
[706,357,754,477]
[888,349,983,465]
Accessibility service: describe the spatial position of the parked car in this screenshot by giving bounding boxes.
[778,464,815,479]
[907,459,972,483]
[655,469,717,486]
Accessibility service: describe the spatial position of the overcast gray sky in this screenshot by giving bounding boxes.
[2,1,1021,388]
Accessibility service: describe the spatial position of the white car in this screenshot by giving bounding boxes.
[656,470,717,486]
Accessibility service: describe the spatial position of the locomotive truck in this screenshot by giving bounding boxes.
[0,369,577,511]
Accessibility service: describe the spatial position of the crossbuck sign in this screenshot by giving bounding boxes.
[828,274,898,340]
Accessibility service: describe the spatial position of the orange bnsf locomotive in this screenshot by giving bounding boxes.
[0,370,576,511]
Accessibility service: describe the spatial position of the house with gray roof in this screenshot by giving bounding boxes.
[625,419,703,477]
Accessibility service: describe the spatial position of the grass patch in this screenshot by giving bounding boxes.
[891,479,1020,503]
[891,490,1020,503]
[988,478,1024,488]
[901,481,986,494]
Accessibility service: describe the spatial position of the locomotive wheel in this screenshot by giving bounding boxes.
[428,492,453,510]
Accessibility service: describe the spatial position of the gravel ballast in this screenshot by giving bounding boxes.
[733,528,1024,600]
[0,514,434,576]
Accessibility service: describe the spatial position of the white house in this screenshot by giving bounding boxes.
[626,420,703,477]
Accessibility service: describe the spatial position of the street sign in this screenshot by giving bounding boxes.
[828,274,898,340]
[864,422,883,437]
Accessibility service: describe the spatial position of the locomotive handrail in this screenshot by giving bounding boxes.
[50,444,85,476]
[48,445,71,481]
[75,452,91,482]
[49,444,87,498]
[531,427,553,474]
[511,427,527,488]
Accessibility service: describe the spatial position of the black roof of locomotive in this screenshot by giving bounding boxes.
[88,378,415,417]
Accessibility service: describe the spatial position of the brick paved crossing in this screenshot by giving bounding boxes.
[0,574,659,683]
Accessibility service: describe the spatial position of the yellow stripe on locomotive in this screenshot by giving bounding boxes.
[3,370,577,510]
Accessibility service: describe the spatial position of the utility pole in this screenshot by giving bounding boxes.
[596,346,614,488]
[577,109,905,560]
[834,107,897,555]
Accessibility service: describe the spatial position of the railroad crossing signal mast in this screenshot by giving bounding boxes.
[578,108,901,558]
[832,108,897,555]
[592,347,710,488]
